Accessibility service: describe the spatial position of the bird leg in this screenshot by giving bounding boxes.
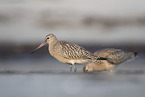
[69,65,72,72]
[72,63,77,72]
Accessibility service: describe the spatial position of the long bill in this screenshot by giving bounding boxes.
[32,42,46,53]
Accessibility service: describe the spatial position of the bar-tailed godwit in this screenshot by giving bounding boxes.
[83,48,137,72]
[32,34,107,72]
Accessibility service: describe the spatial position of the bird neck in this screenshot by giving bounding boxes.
[48,38,58,53]
[93,63,107,71]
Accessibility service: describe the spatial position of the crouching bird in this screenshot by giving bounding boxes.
[83,48,138,72]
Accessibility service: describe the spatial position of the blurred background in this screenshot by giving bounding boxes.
[0,0,145,97]
[0,0,145,57]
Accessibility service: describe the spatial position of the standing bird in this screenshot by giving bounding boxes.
[32,34,107,72]
[83,48,138,72]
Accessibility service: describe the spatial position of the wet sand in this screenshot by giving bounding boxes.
[0,57,145,97]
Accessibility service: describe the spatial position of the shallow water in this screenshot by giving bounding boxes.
[0,57,145,97]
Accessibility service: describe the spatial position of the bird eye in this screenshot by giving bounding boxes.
[47,37,49,39]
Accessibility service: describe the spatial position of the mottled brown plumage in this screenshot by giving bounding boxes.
[83,48,137,72]
[32,34,106,72]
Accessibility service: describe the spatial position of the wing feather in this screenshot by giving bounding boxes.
[94,48,134,64]
[53,41,92,59]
